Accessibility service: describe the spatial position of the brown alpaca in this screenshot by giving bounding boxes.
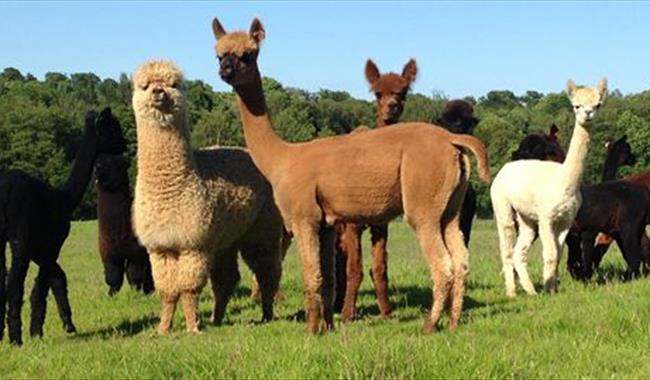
[213,17,490,333]
[132,60,283,334]
[334,58,417,321]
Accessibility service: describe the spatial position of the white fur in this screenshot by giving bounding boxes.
[491,78,607,297]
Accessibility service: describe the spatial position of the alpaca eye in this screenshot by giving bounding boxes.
[375,92,382,99]
[574,105,581,110]
[595,103,602,109]
[241,52,254,63]
[141,83,149,90]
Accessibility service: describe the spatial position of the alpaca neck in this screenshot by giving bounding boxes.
[60,129,98,212]
[232,69,287,183]
[135,116,198,194]
[560,121,590,191]
[601,152,621,182]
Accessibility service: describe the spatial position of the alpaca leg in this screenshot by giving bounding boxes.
[493,205,517,297]
[209,250,240,326]
[418,225,453,334]
[319,225,336,331]
[512,219,537,296]
[370,224,392,318]
[580,231,599,280]
[333,228,348,314]
[180,289,200,333]
[539,221,561,293]
[0,236,6,341]
[619,224,643,280]
[293,222,325,334]
[29,266,50,337]
[241,244,282,322]
[7,240,30,345]
[338,223,363,321]
[459,185,477,246]
[443,214,469,331]
[158,291,179,335]
[565,232,583,279]
[105,254,126,296]
[50,263,76,333]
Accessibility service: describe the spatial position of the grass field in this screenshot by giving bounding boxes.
[1,219,649,378]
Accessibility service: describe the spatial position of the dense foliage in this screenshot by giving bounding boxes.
[2,67,649,219]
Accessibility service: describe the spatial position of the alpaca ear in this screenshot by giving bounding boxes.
[365,59,380,85]
[212,17,227,39]
[401,58,417,85]
[597,77,608,99]
[249,18,265,44]
[550,124,559,137]
[566,79,577,98]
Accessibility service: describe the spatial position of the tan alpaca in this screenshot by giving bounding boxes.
[131,60,284,334]
[212,17,491,333]
[491,78,607,297]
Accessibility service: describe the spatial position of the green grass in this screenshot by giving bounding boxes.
[1,219,649,378]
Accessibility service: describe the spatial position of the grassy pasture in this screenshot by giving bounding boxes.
[0,219,648,378]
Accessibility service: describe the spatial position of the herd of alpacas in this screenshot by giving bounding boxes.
[0,16,648,345]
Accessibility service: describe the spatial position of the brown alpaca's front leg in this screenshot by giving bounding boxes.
[370,224,391,318]
[158,292,179,335]
[181,289,200,333]
[294,223,325,334]
[339,223,363,322]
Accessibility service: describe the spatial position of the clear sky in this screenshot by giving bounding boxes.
[1,1,648,100]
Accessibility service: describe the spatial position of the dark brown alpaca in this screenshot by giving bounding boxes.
[95,154,153,296]
[334,59,417,321]
[435,100,481,245]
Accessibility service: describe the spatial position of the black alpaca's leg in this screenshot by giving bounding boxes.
[565,233,583,279]
[580,231,599,280]
[0,235,7,341]
[50,263,76,333]
[126,253,154,295]
[7,240,30,345]
[619,225,642,281]
[459,185,476,246]
[105,255,126,296]
[29,266,50,337]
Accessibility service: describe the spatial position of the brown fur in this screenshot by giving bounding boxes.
[132,60,283,334]
[334,58,418,321]
[214,17,490,334]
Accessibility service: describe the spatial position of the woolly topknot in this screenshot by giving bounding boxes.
[216,32,260,57]
[133,60,185,91]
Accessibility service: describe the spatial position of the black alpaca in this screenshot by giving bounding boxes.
[435,99,480,245]
[566,135,649,280]
[511,124,566,163]
[95,154,153,296]
[0,107,126,345]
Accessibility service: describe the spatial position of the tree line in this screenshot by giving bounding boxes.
[1,67,649,219]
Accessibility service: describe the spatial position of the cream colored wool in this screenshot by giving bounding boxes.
[132,60,283,334]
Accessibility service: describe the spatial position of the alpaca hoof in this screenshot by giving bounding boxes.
[379,310,392,319]
[506,290,516,299]
[186,327,201,334]
[29,328,43,338]
[64,323,77,334]
[340,308,357,322]
[319,321,334,334]
[209,313,224,326]
[421,319,437,335]
[10,338,22,346]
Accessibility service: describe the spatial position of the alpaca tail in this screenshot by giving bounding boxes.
[448,134,491,184]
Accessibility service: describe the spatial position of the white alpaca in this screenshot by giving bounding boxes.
[491,78,608,297]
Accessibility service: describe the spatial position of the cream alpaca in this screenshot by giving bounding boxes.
[490,78,607,297]
[132,60,284,334]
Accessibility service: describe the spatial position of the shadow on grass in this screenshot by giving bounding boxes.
[72,315,158,340]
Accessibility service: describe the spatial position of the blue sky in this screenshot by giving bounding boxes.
[1,1,648,100]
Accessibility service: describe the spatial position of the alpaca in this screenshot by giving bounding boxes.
[334,58,417,321]
[511,124,566,163]
[95,154,154,295]
[491,78,607,297]
[131,60,284,335]
[0,107,126,345]
[435,100,481,245]
[213,17,490,333]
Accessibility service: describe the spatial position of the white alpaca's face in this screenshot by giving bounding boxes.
[132,61,186,128]
[567,78,607,126]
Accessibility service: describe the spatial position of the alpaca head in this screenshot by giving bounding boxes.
[566,78,607,126]
[212,17,264,86]
[132,60,186,128]
[95,154,130,192]
[87,107,127,155]
[511,124,565,162]
[435,99,480,134]
[365,59,417,125]
[605,135,636,167]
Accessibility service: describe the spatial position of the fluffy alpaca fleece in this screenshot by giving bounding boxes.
[491,78,607,297]
[132,60,283,334]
